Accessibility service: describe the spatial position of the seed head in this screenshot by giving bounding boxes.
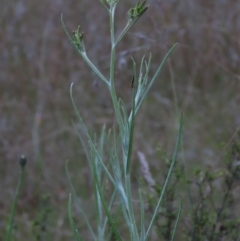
[19,155,27,168]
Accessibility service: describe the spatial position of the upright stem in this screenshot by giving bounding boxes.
[109,3,124,139]
[5,165,26,241]
[109,3,116,85]
[109,3,138,239]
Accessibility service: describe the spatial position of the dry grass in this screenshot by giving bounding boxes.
[1,0,240,240]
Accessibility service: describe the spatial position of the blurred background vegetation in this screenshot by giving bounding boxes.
[1,0,240,240]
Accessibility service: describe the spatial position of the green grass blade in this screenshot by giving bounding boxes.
[170,197,182,241]
[68,194,84,241]
[92,158,123,241]
[139,189,145,241]
[95,126,107,235]
[145,112,183,240]
[147,43,178,92]
[103,186,119,238]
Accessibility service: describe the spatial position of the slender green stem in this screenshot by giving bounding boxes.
[68,194,84,241]
[81,52,110,86]
[5,161,26,241]
[126,174,139,240]
[61,15,109,87]
[109,2,116,89]
[126,85,136,175]
[92,157,123,241]
[170,197,182,241]
[109,3,125,142]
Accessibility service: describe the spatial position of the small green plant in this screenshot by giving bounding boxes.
[140,131,240,241]
[185,131,240,241]
[62,0,182,241]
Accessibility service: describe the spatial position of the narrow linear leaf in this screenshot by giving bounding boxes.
[5,162,26,241]
[145,112,183,240]
[171,196,182,241]
[68,194,84,241]
[103,186,119,236]
[139,189,146,240]
[92,159,123,241]
[126,84,137,174]
[61,14,75,44]
[136,43,178,114]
